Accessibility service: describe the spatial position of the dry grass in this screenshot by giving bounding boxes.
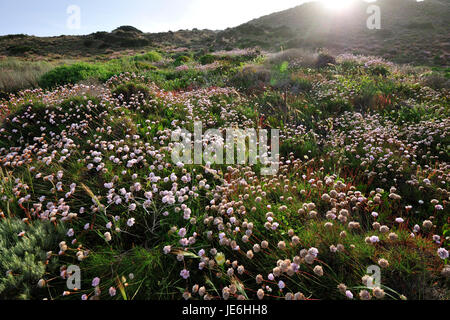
[0,58,53,92]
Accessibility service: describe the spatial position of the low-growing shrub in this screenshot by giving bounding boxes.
[316,53,336,69]
[421,72,450,90]
[231,64,271,91]
[38,62,107,89]
[174,55,192,67]
[112,82,151,103]
[132,51,162,63]
[0,218,66,300]
[199,54,216,65]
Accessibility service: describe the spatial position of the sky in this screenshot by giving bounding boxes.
[0,0,311,37]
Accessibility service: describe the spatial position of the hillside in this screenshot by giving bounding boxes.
[1,0,449,66]
[217,0,450,66]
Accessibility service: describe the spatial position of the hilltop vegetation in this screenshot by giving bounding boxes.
[1,0,449,67]
[0,47,448,300]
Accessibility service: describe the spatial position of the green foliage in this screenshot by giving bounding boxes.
[0,218,66,300]
[112,82,151,103]
[132,51,162,63]
[199,54,216,65]
[38,62,107,89]
[173,55,192,67]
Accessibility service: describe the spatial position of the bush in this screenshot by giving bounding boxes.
[38,63,107,89]
[316,53,336,69]
[0,218,66,300]
[7,45,34,55]
[370,65,390,77]
[231,64,271,91]
[112,82,151,103]
[267,49,316,68]
[421,72,450,90]
[133,51,162,63]
[174,55,191,67]
[200,54,216,65]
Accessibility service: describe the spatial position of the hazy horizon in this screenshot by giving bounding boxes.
[0,0,313,37]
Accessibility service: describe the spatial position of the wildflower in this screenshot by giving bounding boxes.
[163,246,171,255]
[378,258,389,268]
[37,279,46,288]
[379,225,390,233]
[92,277,100,287]
[438,248,449,260]
[389,233,398,241]
[257,289,265,300]
[359,290,371,300]
[109,287,117,297]
[285,293,294,300]
[373,287,385,299]
[127,218,136,227]
[180,269,190,279]
[215,252,226,266]
[313,265,324,277]
[278,281,286,290]
[104,232,112,242]
[423,220,433,229]
[338,284,347,295]
[345,290,354,299]
[178,228,187,237]
[67,229,74,237]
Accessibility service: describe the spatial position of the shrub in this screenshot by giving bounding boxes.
[267,49,316,68]
[421,72,450,90]
[112,82,150,103]
[370,65,390,77]
[316,53,336,69]
[174,55,191,67]
[38,63,107,89]
[200,54,216,65]
[133,51,162,63]
[290,76,313,93]
[0,218,66,300]
[231,64,271,91]
[7,45,34,55]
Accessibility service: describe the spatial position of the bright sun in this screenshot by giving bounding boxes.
[319,0,356,10]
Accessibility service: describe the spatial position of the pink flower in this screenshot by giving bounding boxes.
[92,277,100,287]
[180,269,190,279]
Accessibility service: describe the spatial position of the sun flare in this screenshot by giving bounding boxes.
[319,0,357,10]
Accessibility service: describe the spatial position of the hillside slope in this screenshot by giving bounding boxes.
[0,0,449,66]
[217,0,450,65]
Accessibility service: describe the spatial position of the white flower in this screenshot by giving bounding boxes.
[66,229,74,237]
[438,248,449,260]
[127,218,136,227]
